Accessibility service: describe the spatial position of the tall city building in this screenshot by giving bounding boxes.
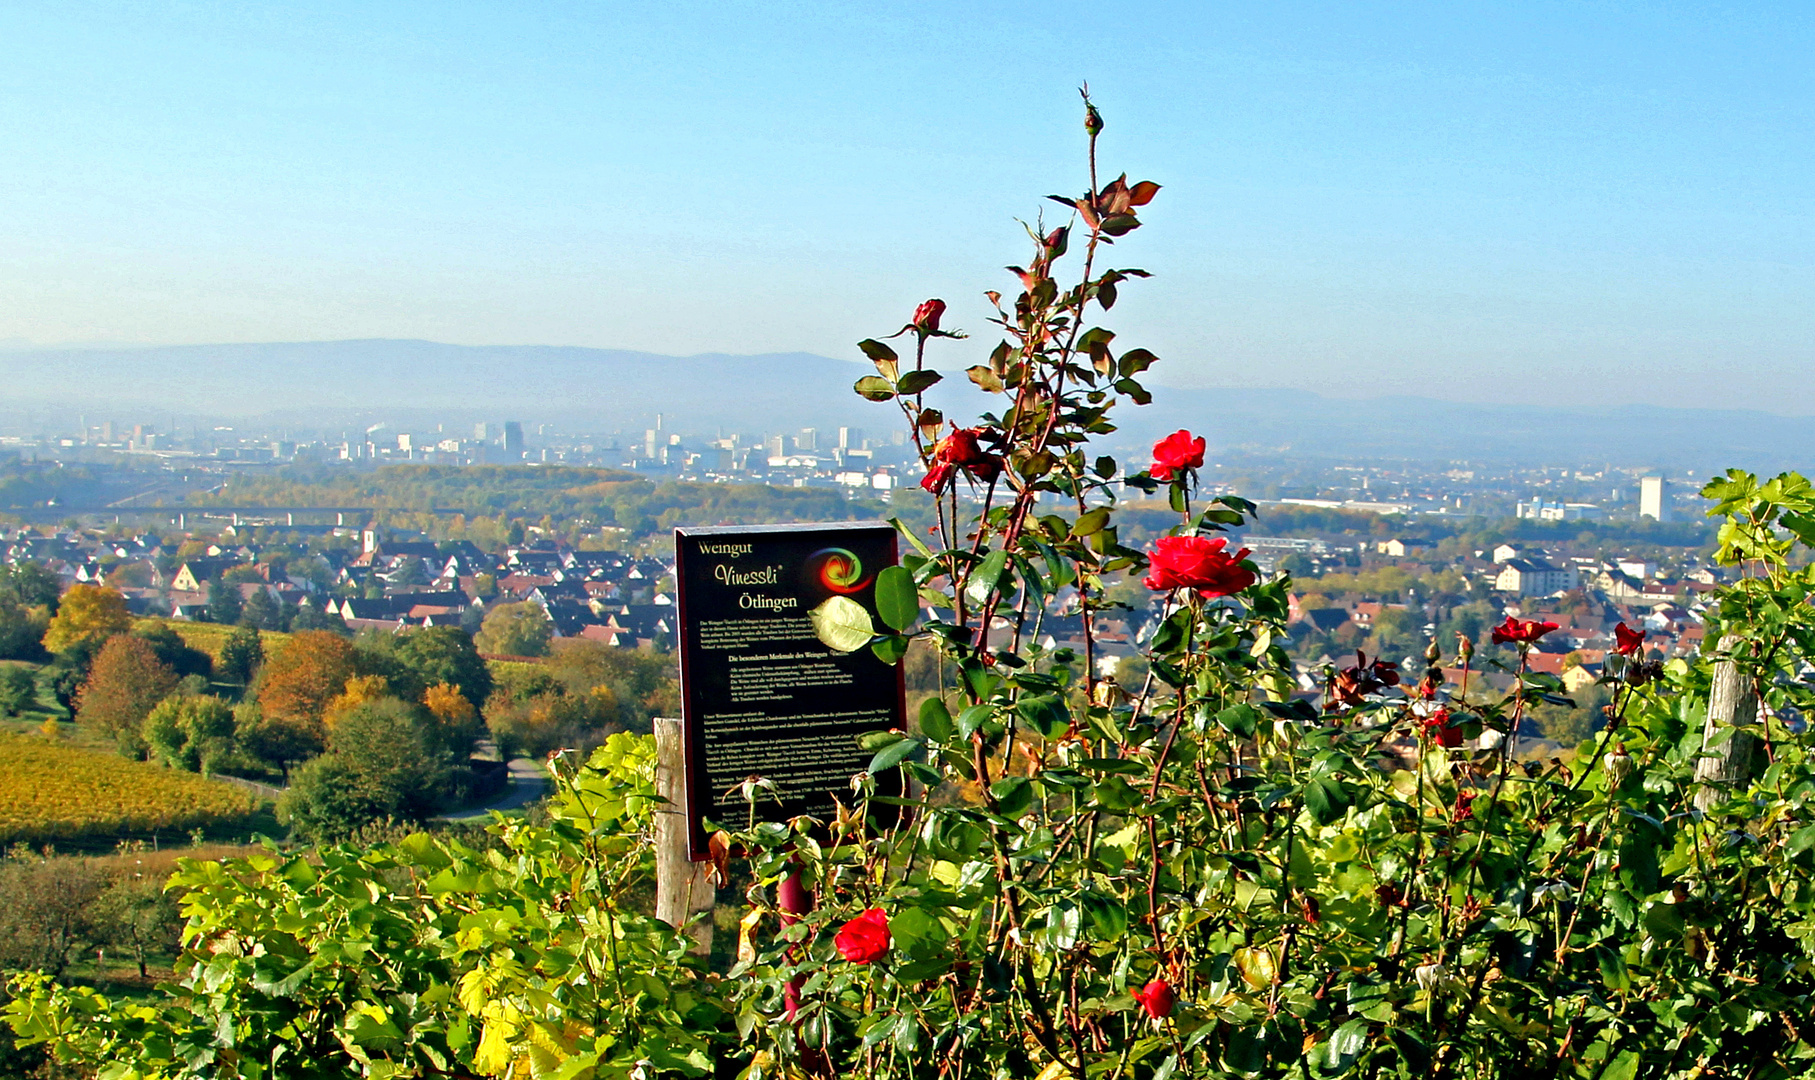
[474,422,491,442]
[838,426,863,450]
[503,421,524,453]
[1639,476,1667,521]
[797,427,818,452]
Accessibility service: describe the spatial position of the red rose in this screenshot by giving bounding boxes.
[1143,535,1255,598]
[1150,429,1206,482]
[834,908,891,964]
[919,463,955,494]
[1331,650,1401,708]
[1490,615,1558,646]
[921,427,1003,493]
[1133,978,1175,1020]
[913,298,946,333]
[1421,706,1462,748]
[1613,623,1644,656]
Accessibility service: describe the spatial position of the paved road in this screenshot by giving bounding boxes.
[438,758,550,820]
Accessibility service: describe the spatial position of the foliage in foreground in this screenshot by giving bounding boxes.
[11,97,1815,1080]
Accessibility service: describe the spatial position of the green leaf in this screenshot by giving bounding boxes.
[1081,894,1129,940]
[809,595,875,653]
[965,549,1010,607]
[1072,507,1111,536]
[896,370,943,395]
[870,634,909,664]
[867,737,926,774]
[1119,348,1158,376]
[990,776,1035,816]
[1602,1050,1640,1080]
[1016,694,1070,740]
[966,365,1006,393]
[1304,777,1350,825]
[918,698,954,742]
[874,565,919,632]
[858,337,899,369]
[1216,704,1260,739]
[854,375,897,401]
[956,704,993,739]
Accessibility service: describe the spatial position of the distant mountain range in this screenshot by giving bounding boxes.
[0,339,1807,471]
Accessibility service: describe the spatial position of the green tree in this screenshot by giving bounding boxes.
[239,587,287,632]
[0,561,62,612]
[84,876,181,980]
[288,600,347,634]
[0,597,49,662]
[0,665,36,715]
[142,694,236,774]
[277,697,458,842]
[395,625,493,710]
[218,624,264,685]
[474,601,552,657]
[205,580,243,625]
[132,622,214,680]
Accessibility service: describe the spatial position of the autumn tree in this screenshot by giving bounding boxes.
[254,629,359,740]
[74,634,178,757]
[41,584,132,665]
[423,681,483,758]
[474,602,552,658]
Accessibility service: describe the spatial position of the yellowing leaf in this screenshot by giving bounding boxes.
[809,595,874,654]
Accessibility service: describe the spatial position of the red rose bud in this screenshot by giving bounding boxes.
[1133,978,1175,1020]
[1490,615,1559,646]
[834,908,891,964]
[1150,429,1206,482]
[1143,535,1256,598]
[1614,622,1645,656]
[913,298,946,333]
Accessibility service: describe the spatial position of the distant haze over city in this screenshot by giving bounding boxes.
[0,338,1810,473]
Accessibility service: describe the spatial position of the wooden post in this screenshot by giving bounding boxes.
[653,717,715,955]
[1694,635,1764,812]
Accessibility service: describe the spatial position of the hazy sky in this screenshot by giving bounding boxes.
[3,2,1811,410]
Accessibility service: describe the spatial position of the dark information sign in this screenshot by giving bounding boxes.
[674,521,907,859]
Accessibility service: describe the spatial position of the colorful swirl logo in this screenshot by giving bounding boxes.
[808,547,869,594]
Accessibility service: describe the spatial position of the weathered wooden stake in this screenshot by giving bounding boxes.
[1694,634,1765,812]
[653,717,716,955]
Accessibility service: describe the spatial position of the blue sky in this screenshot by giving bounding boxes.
[2,2,1811,409]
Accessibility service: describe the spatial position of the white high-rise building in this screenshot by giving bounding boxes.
[1639,476,1668,522]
